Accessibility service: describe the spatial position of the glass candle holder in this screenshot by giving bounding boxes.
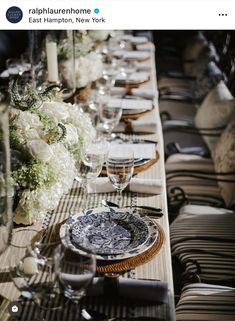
[44,31,76,99]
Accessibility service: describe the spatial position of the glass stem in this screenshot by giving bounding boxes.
[117,189,122,205]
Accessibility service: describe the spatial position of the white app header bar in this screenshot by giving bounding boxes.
[1,0,234,30]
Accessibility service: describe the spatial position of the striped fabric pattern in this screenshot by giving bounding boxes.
[166,154,224,206]
[176,283,235,321]
[159,100,197,122]
[170,205,235,285]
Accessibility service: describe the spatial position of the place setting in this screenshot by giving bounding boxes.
[115,71,151,88]
[106,96,154,120]
[101,137,160,175]
[60,206,162,263]
[96,93,158,138]
[59,144,164,275]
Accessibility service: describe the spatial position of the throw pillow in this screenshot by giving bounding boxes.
[195,81,235,153]
[213,119,235,207]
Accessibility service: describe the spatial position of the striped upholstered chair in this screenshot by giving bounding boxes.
[170,204,235,287]
[159,59,222,127]
[163,80,235,157]
[165,91,235,211]
[176,283,235,321]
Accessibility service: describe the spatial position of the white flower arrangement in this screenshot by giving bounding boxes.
[58,30,104,88]
[88,30,111,42]
[9,81,96,225]
[60,51,103,89]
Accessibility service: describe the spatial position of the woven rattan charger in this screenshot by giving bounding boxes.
[97,223,164,274]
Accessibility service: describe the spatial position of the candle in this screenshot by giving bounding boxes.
[46,41,59,83]
[22,256,39,275]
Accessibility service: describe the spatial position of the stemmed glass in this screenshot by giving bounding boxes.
[73,138,107,189]
[54,244,96,317]
[107,147,134,203]
[96,70,116,96]
[98,98,122,139]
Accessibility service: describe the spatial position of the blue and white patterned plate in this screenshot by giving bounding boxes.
[60,207,158,261]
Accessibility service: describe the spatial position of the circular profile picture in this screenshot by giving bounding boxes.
[6,6,23,23]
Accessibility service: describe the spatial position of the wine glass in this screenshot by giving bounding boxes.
[73,139,107,189]
[96,70,116,96]
[98,98,122,139]
[107,147,134,203]
[54,244,96,306]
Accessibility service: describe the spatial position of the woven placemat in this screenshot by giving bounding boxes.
[102,151,159,176]
[96,223,164,274]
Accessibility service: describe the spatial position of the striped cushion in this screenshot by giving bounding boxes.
[158,77,193,90]
[166,155,223,205]
[166,154,214,171]
[176,283,235,321]
[159,100,197,122]
[171,205,235,285]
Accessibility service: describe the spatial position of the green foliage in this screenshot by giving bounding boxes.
[13,160,56,190]
[40,84,61,102]
[9,125,20,147]
[10,80,39,111]
[70,135,84,162]
[10,78,60,111]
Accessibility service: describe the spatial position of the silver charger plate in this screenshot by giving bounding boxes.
[60,207,158,261]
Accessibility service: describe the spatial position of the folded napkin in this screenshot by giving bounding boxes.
[114,109,158,134]
[115,72,150,84]
[111,87,156,100]
[130,36,149,44]
[108,142,156,159]
[114,119,157,134]
[123,51,151,61]
[113,50,151,62]
[121,35,149,45]
[136,43,155,52]
[108,98,153,112]
[87,177,163,194]
[131,88,157,100]
[87,277,168,304]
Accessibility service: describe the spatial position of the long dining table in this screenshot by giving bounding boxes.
[0,40,176,321]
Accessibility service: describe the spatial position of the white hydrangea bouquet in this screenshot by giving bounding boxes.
[9,80,95,225]
[59,30,105,89]
[88,30,111,42]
